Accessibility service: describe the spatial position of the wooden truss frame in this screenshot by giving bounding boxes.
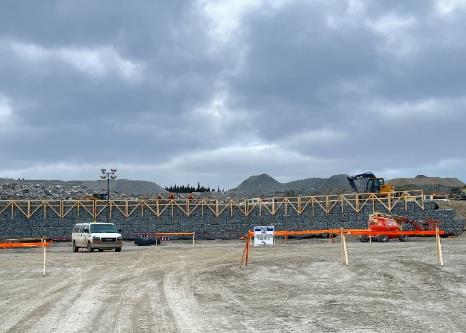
[0,190,425,220]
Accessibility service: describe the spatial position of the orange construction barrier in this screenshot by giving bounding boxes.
[240,228,445,268]
[0,238,52,276]
[0,241,52,249]
[154,232,196,247]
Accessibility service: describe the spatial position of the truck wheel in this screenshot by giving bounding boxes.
[72,241,78,252]
[87,242,94,252]
[360,235,370,242]
[398,235,408,242]
[380,235,389,242]
[115,248,121,252]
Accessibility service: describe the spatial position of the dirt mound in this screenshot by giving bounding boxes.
[388,176,465,194]
[389,176,464,187]
[229,174,353,197]
[229,174,284,196]
[284,174,352,195]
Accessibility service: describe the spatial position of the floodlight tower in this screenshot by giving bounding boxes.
[100,168,117,223]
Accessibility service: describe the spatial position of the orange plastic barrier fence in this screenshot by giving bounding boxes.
[0,239,52,276]
[0,241,52,249]
[154,232,196,247]
[240,228,444,268]
[154,232,195,236]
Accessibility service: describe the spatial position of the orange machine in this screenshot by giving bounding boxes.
[360,213,440,242]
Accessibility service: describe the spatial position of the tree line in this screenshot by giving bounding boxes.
[164,182,224,193]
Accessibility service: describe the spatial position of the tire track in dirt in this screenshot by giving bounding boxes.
[1,271,84,332]
[162,251,204,333]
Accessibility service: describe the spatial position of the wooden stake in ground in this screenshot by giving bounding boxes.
[340,229,349,266]
[436,227,444,267]
[42,238,47,277]
[245,236,251,266]
[240,236,249,268]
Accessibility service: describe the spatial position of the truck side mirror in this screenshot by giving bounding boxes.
[118,229,122,233]
[83,228,89,233]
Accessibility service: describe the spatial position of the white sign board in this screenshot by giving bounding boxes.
[254,226,274,246]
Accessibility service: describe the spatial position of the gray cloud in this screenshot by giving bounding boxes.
[0,0,464,188]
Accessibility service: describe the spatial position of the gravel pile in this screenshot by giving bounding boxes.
[0,182,93,200]
[0,179,167,200]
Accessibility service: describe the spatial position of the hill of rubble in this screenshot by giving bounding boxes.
[0,179,166,200]
[228,173,465,197]
[228,173,352,197]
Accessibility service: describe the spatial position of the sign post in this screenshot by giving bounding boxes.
[254,226,274,246]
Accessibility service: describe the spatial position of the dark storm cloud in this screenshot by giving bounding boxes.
[0,1,232,166]
[0,0,464,187]
[225,0,466,180]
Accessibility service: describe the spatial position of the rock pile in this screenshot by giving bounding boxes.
[0,182,94,200]
[0,179,168,200]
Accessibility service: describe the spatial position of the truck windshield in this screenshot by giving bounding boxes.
[90,224,118,233]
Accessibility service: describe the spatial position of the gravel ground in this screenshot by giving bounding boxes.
[0,235,465,333]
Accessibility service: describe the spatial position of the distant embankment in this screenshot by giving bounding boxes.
[0,192,464,239]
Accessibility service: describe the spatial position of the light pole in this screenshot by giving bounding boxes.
[100,168,117,223]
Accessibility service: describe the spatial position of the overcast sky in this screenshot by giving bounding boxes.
[0,0,465,189]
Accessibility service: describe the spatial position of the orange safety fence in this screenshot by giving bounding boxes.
[154,232,195,236]
[153,232,196,247]
[0,240,52,249]
[240,228,445,268]
[0,239,52,277]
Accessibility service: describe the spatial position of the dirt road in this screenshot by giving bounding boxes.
[1,235,465,332]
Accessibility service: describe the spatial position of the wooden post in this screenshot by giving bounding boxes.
[340,228,349,266]
[192,232,195,248]
[240,235,249,268]
[246,236,251,266]
[42,238,47,277]
[340,229,343,262]
[436,227,444,267]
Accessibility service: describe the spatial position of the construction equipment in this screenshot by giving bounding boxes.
[347,172,394,193]
[449,187,466,200]
[360,212,441,242]
[81,193,107,200]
